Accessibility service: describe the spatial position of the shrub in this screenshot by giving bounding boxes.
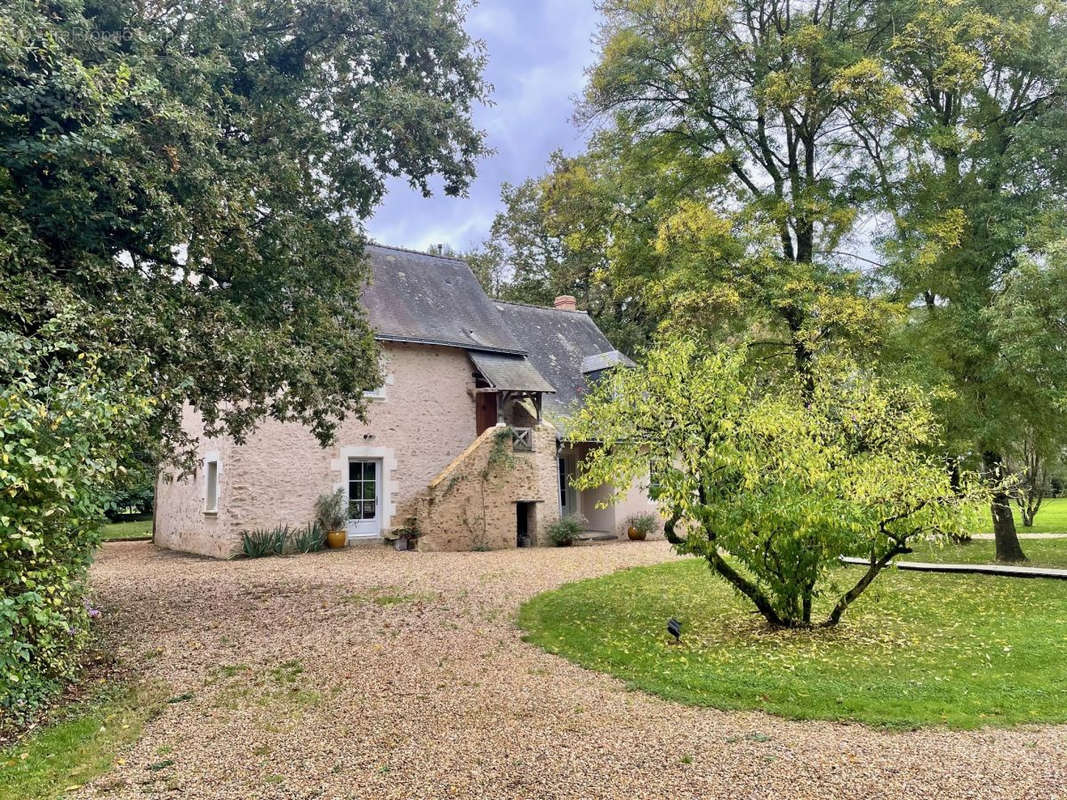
[548,516,585,547]
[569,339,979,629]
[240,527,288,558]
[238,523,326,557]
[626,513,658,538]
[289,522,326,554]
[314,489,346,532]
[1,333,151,725]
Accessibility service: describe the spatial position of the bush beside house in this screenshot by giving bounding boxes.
[0,336,151,726]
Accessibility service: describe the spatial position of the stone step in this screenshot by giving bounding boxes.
[575,532,619,545]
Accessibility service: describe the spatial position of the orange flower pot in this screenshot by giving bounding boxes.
[326,530,347,549]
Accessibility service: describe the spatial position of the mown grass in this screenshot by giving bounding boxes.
[99,519,152,541]
[1013,496,1067,534]
[967,496,1067,535]
[518,559,1067,729]
[908,537,1067,569]
[0,682,164,800]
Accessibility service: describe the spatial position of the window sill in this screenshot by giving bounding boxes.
[202,510,218,517]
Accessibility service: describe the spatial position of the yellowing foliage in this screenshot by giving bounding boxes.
[567,339,981,628]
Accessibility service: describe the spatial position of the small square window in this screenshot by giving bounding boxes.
[649,457,668,497]
[363,360,390,400]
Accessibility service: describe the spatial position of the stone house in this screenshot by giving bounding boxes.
[154,244,657,557]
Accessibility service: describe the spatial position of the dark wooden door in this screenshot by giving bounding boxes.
[475,391,498,435]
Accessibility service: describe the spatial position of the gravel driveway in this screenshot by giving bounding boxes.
[83,541,1066,800]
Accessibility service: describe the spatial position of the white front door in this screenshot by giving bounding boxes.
[346,459,382,539]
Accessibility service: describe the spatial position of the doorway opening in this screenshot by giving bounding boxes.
[516,502,536,548]
[475,391,499,435]
[346,458,382,540]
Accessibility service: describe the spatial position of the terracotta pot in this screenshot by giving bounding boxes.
[627,526,647,541]
[326,529,347,549]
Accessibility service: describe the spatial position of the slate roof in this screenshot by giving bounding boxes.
[491,300,629,424]
[362,245,525,355]
[361,244,633,413]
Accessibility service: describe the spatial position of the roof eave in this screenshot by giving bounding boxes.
[374,333,527,357]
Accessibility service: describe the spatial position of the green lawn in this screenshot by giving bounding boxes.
[519,559,1067,729]
[969,496,1067,534]
[908,537,1067,570]
[99,519,152,541]
[0,683,163,800]
[1013,496,1067,534]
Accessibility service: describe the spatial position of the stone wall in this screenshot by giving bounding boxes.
[153,340,657,557]
[154,407,242,558]
[611,465,662,538]
[154,342,477,557]
[415,424,562,551]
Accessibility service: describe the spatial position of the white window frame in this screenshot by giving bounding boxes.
[363,355,393,400]
[329,445,397,539]
[203,451,220,515]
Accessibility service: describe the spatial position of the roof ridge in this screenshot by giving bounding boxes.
[493,298,590,314]
[366,240,467,263]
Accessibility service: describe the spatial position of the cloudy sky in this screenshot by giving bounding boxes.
[365,0,602,253]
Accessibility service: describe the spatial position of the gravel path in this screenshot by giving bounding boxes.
[82,541,1066,800]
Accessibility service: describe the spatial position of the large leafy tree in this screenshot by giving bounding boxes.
[569,339,975,629]
[1,0,488,459]
[467,152,656,356]
[491,0,1067,561]
[857,0,1067,560]
[990,242,1067,528]
[0,0,487,717]
[577,0,901,390]
[472,0,903,363]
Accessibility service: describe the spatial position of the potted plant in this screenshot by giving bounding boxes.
[386,524,420,551]
[626,513,657,541]
[548,515,585,547]
[400,525,421,551]
[314,489,348,549]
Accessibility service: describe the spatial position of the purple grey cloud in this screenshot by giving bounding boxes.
[365,0,600,253]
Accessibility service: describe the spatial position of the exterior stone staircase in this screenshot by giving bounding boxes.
[405,423,562,551]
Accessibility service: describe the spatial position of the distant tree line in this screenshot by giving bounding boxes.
[469,0,1067,559]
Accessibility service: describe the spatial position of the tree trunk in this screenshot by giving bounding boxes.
[664,512,796,628]
[944,457,971,542]
[822,544,904,627]
[946,456,962,496]
[983,451,1027,562]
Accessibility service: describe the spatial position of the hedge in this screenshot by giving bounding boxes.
[0,334,151,727]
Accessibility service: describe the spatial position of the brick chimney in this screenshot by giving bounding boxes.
[553,295,578,312]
